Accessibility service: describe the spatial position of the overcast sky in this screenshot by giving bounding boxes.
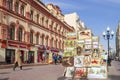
[41,0,120,51]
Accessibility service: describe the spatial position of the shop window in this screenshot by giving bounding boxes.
[7,0,13,11]
[30,31,33,44]
[6,49,15,64]
[15,2,19,14]
[9,25,15,40]
[18,28,22,41]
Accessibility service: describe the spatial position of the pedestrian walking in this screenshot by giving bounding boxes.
[13,49,23,71]
[53,54,58,65]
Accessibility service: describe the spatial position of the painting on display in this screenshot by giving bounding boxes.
[85,39,92,44]
[74,56,84,67]
[64,48,76,57]
[78,29,92,40]
[74,68,87,78]
[77,40,85,47]
[92,36,99,42]
[91,58,101,67]
[87,66,107,79]
[64,67,75,77]
[93,42,99,45]
[85,45,92,49]
[66,33,77,40]
[62,57,74,67]
[83,55,91,67]
[65,40,76,48]
[84,49,92,54]
[93,45,99,49]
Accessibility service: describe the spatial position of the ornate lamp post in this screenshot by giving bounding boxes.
[102,26,114,65]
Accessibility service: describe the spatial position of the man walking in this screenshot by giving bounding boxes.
[13,49,23,71]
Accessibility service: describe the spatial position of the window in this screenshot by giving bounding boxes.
[46,37,48,46]
[15,2,19,13]
[30,10,33,20]
[42,17,44,26]
[21,5,24,16]
[9,25,15,40]
[51,38,53,47]
[30,31,33,43]
[41,35,44,45]
[18,28,22,41]
[45,20,48,27]
[37,14,39,23]
[36,33,39,44]
[7,0,13,11]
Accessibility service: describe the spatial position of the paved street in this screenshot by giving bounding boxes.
[108,60,120,80]
[0,61,120,80]
[0,64,65,80]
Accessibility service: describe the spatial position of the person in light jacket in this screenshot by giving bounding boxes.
[13,49,22,70]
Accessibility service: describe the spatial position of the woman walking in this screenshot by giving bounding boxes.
[13,49,23,71]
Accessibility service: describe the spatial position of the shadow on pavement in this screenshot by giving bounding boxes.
[0,78,9,80]
[0,72,10,74]
[108,75,120,80]
[57,76,66,80]
[117,69,120,71]
[23,68,32,71]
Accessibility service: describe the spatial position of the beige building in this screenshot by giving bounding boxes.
[116,21,120,59]
[0,0,74,64]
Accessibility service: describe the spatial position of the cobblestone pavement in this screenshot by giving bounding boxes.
[0,61,120,80]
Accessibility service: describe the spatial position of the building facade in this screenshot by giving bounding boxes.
[64,12,86,32]
[116,21,120,59]
[0,0,74,64]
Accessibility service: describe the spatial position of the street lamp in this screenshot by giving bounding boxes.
[102,26,114,66]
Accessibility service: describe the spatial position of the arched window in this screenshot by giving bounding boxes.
[18,28,22,41]
[21,5,24,16]
[9,25,15,40]
[15,2,19,13]
[30,31,33,43]
[36,33,39,44]
[7,0,13,11]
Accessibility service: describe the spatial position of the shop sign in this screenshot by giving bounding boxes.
[38,45,46,50]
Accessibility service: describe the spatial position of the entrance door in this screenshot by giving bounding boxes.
[28,51,34,63]
[6,49,15,64]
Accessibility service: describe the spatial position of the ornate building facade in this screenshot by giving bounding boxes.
[116,21,120,60]
[0,0,74,64]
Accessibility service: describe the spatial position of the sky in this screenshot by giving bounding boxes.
[41,0,120,51]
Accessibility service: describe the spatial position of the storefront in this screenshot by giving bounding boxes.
[28,51,34,63]
[5,49,15,64]
[37,45,50,63]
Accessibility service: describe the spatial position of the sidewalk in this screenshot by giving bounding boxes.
[0,62,48,69]
[108,60,120,80]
